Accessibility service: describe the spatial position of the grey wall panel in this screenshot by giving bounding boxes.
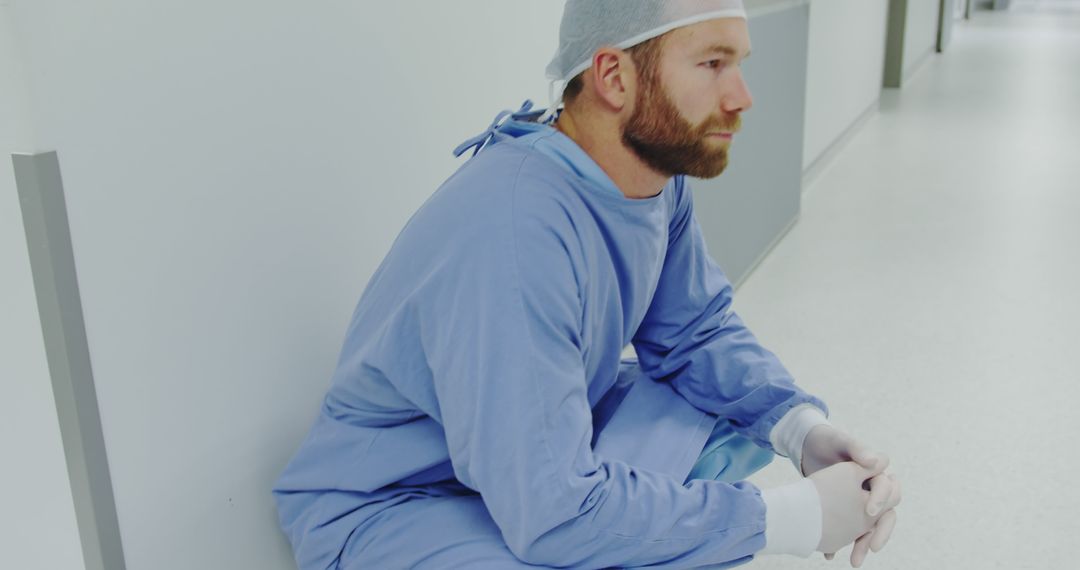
[692,2,810,287]
[885,0,909,88]
[939,0,957,51]
[886,0,941,87]
[13,152,125,570]
[801,0,890,172]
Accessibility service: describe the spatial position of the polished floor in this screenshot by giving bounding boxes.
[738,6,1080,569]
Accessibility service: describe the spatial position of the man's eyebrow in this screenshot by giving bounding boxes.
[700,44,751,59]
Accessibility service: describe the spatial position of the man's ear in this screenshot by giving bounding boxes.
[587,47,636,112]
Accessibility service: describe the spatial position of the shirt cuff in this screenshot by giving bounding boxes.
[758,478,821,557]
[769,403,831,474]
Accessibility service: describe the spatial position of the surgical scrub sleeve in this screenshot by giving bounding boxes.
[273,110,828,569]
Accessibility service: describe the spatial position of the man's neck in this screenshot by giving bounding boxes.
[554,110,670,200]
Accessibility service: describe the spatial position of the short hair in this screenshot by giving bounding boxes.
[561,33,667,109]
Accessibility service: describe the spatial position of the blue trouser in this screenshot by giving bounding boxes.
[338,359,773,569]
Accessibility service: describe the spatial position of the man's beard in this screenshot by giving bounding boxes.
[622,73,741,179]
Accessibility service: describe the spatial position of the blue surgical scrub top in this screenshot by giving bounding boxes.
[273,106,827,569]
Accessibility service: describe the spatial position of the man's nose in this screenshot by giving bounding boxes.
[721,67,753,115]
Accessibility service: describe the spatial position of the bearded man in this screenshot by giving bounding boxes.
[274,1,901,568]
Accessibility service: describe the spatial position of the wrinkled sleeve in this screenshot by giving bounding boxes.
[419,171,769,569]
[631,178,828,450]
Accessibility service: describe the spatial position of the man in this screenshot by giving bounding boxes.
[274,1,901,568]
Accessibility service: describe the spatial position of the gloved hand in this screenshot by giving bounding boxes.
[801,424,901,566]
[845,496,898,567]
[812,446,902,565]
[808,462,893,555]
[800,424,887,478]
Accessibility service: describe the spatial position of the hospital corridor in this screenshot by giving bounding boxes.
[2,1,1078,569]
[738,4,1080,569]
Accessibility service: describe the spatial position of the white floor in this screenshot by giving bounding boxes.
[739,6,1080,569]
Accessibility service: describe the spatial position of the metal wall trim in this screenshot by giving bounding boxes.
[13,151,126,570]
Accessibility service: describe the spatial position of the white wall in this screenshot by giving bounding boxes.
[0,4,85,570]
[7,1,562,568]
[904,0,942,78]
[802,0,890,170]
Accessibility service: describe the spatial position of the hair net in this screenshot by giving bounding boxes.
[540,0,746,121]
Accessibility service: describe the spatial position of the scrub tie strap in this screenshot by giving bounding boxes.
[452,100,538,158]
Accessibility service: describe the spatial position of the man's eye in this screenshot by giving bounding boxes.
[703,60,725,70]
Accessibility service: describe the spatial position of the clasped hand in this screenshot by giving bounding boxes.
[801,425,902,568]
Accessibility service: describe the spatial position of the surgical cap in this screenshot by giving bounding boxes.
[546,0,747,84]
[539,0,746,120]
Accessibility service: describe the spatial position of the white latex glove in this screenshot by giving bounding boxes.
[808,462,892,555]
[803,426,902,568]
[845,495,899,567]
[801,424,888,478]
